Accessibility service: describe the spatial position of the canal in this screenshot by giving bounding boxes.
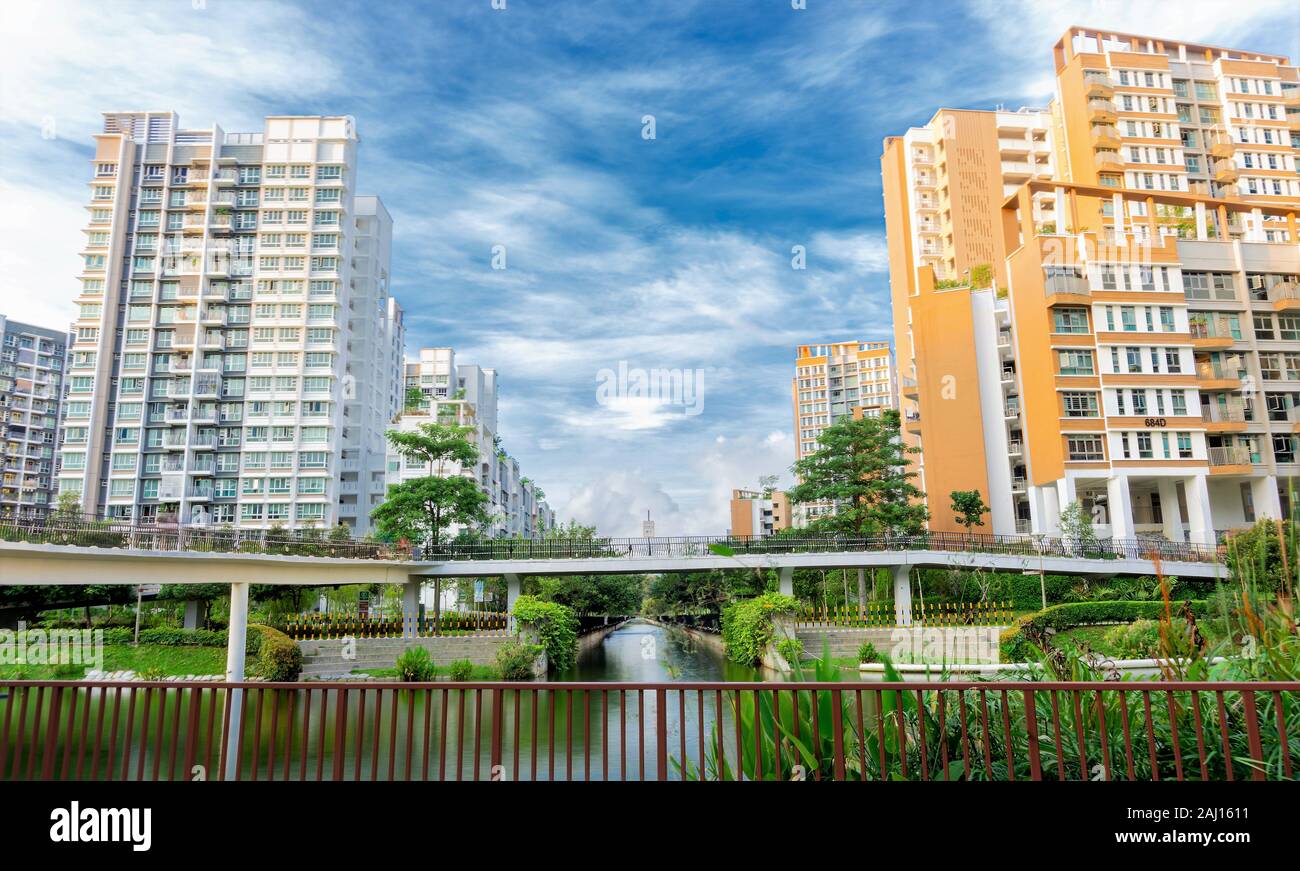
[2,621,801,781]
[559,618,763,682]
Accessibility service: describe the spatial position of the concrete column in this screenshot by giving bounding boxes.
[892,565,912,627]
[1157,477,1185,542]
[1184,475,1215,546]
[1106,474,1134,544]
[224,581,249,781]
[182,599,202,630]
[777,567,793,597]
[505,573,522,631]
[1250,207,1265,242]
[402,578,421,639]
[1251,475,1282,520]
[1194,202,1207,240]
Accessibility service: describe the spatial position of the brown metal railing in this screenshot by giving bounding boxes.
[2,680,1295,782]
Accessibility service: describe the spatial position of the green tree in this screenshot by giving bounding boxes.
[536,574,643,615]
[788,410,928,536]
[1059,500,1099,553]
[404,386,425,412]
[950,489,990,534]
[371,423,489,548]
[372,476,489,550]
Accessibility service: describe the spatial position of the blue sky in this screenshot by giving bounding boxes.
[2,0,1296,535]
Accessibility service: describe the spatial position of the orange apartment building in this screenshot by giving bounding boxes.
[728,488,792,538]
[884,28,1300,542]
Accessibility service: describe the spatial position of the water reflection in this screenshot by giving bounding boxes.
[559,619,762,682]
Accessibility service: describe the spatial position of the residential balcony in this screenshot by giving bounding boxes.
[1011,475,1027,492]
[1188,314,1239,349]
[1043,274,1090,301]
[1084,75,1114,99]
[1091,125,1121,148]
[1206,127,1236,159]
[1213,159,1239,183]
[1208,445,1252,471]
[903,411,921,434]
[1004,399,1020,418]
[900,376,918,399]
[1094,149,1124,173]
[1195,356,1246,387]
[1088,99,1117,123]
[1201,401,1248,432]
[1008,439,1023,455]
[1267,281,1299,311]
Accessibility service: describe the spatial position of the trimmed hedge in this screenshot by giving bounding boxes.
[98,627,227,646]
[250,623,301,681]
[999,599,1210,661]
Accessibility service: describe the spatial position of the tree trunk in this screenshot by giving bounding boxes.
[857,568,867,605]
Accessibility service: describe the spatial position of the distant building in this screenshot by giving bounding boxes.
[729,488,791,538]
[0,316,67,519]
[387,347,554,540]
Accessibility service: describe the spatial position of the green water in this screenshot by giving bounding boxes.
[0,622,775,781]
[559,619,763,682]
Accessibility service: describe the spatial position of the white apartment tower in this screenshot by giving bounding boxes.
[58,111,403,531]
[389,348,555,540]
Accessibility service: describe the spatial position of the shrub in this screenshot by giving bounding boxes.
[720,592,799,666]
[250,624,301,681]
[999,599,1210,661]
[512,595,579,671]
[447,659,474,682]
[136,666,167,681]
[394,646,437,681]
[857,641,879,664]
[1225,519,1296,593]
[1101,619,1163,659]
[496,640,542,681]
[99,627,228,647]
[776,637,804,663]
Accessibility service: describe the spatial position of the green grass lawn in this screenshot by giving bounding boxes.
[1053,620,1232,659]
[0,643,227,680]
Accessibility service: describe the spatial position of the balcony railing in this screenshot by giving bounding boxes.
[1201,402,1247,423]
[1196,357,1246,381]
[1189,315,1238,340]
[1208,445,1252,467]
[1268,281,1299,305]
[1043,275,1089,296]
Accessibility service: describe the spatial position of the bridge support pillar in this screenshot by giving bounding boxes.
[777,567,793,597]
[402,578,422,639]
[224,581,249,781]
[892,565,912,626]
[182,599,202,630]
[505,573,522,631]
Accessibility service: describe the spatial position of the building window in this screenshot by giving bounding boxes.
[1066,435,1105,461]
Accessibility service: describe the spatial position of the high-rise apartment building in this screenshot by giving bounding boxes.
[1050,27,1299,206]
[791,340,896,527]
[0,317,67,519]
[883,109,1059,533]
[883,29,1300,541]
[792,340,896,460]
[728,488,791,538]
[388,347,555,540]
[57,111,404,531]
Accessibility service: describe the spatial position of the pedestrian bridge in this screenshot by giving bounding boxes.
[0,523,1227,588]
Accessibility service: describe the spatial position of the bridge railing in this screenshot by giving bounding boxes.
[426,531,1225,564]
[1,513,1226,565]
[2,680,1294,781]
[0,513,402,560]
